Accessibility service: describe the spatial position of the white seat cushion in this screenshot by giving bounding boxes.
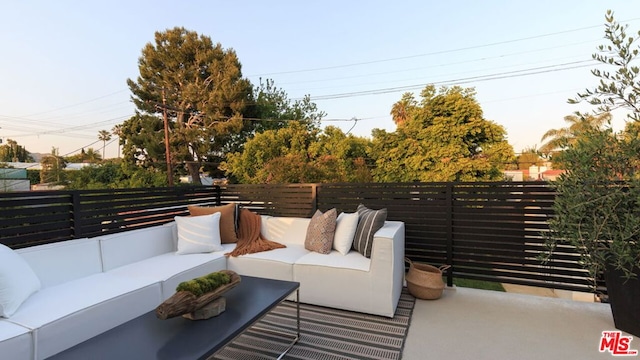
[107,251,228,300]
[295,250,371,271]
[9,273,162,359]
[0,320,32,360]
[227,245,309,281]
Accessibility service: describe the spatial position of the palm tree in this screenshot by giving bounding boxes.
[112,125,122,158]
[98,130,112,160]
[390,93,416,127]
[539,112,611,155]
[84,148,102,163]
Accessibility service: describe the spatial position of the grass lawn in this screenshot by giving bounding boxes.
[452,278,505,292]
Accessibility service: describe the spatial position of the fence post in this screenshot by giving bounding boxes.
[72,191,82,239]
[214,185,222,206]
[445,183,453,287]
[311,183,318,214]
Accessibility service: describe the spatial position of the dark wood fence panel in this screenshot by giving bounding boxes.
[449,182,592,292]
[0,191,74,248]
[75,187,221,238]
[0,182,598,294]
[0,187,221,248]
[220,184,316,217]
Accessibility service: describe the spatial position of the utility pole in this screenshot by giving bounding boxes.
[162,89,173,186]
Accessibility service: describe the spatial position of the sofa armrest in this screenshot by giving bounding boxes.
[369,221,405,315]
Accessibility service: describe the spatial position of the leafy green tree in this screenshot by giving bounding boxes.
[65,159,167,190]
[248,78,325,134]
[570,10,640,121]
[222,121,317,183]
[123,27,253,185]
[539,112,610,155]
[308,126,372,182]
[516,146,544,170]
[40,148,66,184]
[65,148,102,163]
[222,123,371,183]
[0,139,34,162]
[370,85,515,182]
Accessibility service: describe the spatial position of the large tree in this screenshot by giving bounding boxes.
[222,123,371,183]
[123,27,252,184]
[0,139,34,162]
[370,85,515,182]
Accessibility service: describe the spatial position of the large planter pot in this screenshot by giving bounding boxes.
[604,264,640,337]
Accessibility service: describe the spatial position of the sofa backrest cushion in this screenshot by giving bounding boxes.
[262,217,311,246]
[1,244,41,318]
[16,238,101,288]
[99,225,175,271]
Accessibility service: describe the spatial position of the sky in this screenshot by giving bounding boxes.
[1,1,639,159]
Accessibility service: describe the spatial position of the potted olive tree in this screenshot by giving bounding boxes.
[542,10,640,337]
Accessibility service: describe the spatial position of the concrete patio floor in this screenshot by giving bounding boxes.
[403,287,631,360]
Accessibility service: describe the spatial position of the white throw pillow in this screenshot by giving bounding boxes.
[175,213,223,255]
[0,244,41,318]
[333,212,360,255]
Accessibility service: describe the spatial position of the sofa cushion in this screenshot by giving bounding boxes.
[106,250,229,300]
[0,244,41,318]
[333,212,359,255]
[175,213,223,255]
[262,217,311,246]
[9,273,162,359]
[0,320,32,360]
[99,226,175,271]
[304,208,337,254]
[227,244,309,282]
[188,203,239,244]
[16,238,101,289]
[353,204,387,258]
[295,250,370,271]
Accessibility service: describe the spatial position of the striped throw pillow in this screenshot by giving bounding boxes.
[352,204,387,258]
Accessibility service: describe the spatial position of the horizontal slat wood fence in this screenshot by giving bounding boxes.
[0,182,600,294]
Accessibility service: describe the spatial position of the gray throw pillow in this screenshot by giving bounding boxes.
[352,204,387,258]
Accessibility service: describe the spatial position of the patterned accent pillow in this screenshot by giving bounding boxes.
[304,208,338,254]
[352,204,387,258]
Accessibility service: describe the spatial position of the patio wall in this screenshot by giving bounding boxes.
[0,181,601,294]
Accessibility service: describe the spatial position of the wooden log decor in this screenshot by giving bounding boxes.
[155,270,241,320]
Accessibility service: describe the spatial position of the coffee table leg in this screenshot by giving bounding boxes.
[251,289,300,360]
[275,288,300,360]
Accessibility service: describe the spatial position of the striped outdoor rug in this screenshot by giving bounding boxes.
[211,289,415,360]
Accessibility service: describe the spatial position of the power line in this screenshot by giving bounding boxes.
[20,89,128,118]
[308,60,596,101]
[247,18,640,77]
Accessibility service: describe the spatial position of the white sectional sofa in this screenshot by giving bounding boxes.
[0,214,404,360]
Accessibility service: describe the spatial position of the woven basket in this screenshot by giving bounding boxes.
[405,257,451,300]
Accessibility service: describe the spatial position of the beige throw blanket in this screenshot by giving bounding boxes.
[225,208,285,257]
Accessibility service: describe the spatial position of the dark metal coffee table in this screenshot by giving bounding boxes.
[49,276,300,360]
